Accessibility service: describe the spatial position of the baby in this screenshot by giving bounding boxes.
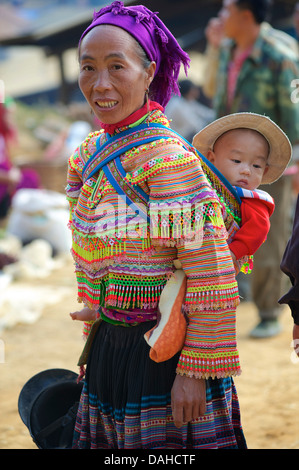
[192,112,292,272]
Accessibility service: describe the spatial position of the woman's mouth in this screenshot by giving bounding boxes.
[95,100,118,109]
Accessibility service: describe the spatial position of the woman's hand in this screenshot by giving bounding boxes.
[171,374,206,428]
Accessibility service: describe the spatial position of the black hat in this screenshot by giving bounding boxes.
[18,368,83,449]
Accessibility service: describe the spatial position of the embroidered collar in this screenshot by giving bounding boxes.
[99,100,164,135]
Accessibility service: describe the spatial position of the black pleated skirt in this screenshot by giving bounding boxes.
[72,320,246,449]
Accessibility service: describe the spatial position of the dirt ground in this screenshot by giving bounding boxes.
[0,257,299,450]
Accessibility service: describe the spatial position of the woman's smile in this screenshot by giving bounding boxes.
[95,99,119,109]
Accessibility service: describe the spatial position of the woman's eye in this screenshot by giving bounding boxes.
[111,64,123,70]
[81,64,93,71]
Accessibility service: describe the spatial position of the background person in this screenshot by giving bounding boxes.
[0,102,39,223]
[279,195,299,359]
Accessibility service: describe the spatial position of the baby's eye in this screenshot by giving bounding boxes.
[253,164,262,169]
[231,159,241,164]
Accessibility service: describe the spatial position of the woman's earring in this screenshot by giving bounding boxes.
[145,88,150,125]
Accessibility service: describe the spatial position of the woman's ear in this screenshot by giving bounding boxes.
[147,61,156,87]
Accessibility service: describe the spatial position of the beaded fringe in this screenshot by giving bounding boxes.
[72,237,153,272]
[176,351,242,379]
[76,272,167,311]
[104,281,165,309]
[184,286,240,312]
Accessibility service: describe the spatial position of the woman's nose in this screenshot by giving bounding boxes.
[94,70,111,91]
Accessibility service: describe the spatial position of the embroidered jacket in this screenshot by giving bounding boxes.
[66,108,241,379]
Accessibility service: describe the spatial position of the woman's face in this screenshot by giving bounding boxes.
[79,25,156,124]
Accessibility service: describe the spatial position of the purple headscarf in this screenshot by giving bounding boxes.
[79,1,190,108]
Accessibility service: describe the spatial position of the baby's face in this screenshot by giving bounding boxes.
[208,128,269,190]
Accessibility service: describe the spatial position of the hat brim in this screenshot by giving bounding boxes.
[192,113,292,184]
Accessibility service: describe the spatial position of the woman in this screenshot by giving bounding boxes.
[67,1,246,449]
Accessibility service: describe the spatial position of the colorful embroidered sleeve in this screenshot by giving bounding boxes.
[66,149,84,216]
[66,148,94,336]
[126,145,241,379]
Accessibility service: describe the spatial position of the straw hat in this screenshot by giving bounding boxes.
[192,113,292,184]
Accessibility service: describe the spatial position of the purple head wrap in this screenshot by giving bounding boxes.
[79,1,190,108]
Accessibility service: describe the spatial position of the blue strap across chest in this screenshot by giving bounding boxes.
[82,123,184,222]
[82,123,183,181]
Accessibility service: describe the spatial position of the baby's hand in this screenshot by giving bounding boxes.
[70,306,97,322]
